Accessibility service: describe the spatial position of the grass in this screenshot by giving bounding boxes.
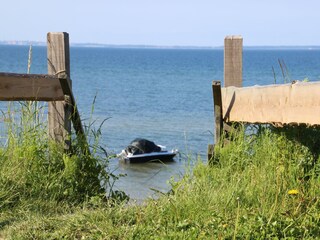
[0,51,319,238]
[1,122,319,239]
[0,99,112,220]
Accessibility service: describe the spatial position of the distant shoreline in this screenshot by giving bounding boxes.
[0,40,320,50]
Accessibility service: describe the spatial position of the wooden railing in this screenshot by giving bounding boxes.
[208,36,320,160]
[0,32,89,155]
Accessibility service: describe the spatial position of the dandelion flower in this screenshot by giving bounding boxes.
[288,189,299,195]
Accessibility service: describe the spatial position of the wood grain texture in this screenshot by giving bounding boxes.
[59,77,86,139]
[222,81,320,126]
[47,32,72,145]
[0,72,64,101]
[212,81,223,144]
[224,36,242,87]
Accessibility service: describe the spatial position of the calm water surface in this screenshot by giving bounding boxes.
[0,45,319,200]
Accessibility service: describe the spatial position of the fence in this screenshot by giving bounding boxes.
[0,32,89,154]
[208,35,320,160]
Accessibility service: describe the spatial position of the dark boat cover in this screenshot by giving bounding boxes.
[125,138,161,155]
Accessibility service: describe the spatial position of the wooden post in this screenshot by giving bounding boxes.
[208,80,223,161]
[209,35,242,161]
[47,32,72,149]
[212,81,223,144]
[224,35,243,87]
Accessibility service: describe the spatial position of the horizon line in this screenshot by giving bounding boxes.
[1,40,320,50]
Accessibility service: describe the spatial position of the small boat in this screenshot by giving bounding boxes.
[117,138,178,163]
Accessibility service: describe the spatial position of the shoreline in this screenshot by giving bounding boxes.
[1,41,320,50]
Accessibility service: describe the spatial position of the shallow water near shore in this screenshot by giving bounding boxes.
[0,45,319,200]
[110,157,187,201]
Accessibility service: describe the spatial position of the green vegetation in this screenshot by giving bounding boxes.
[1,45,318,239]
[1,116,319,239]
[0,101,110,234]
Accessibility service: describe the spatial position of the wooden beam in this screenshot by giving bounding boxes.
[221,81,320,126]
[212,81,223,144]
[47,32,72,147]
[0,72,64,101]
[208,81,223,162]
[224,36,242,87]
[58,76,90,155]
[58,77,84,136]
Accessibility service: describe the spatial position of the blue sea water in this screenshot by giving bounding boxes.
[1,45,319,200]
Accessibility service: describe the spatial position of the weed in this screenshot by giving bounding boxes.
[1,125,320,239]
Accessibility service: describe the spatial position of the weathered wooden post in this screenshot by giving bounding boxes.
[47,32,72,149]
[212,81,223,144]
[208,81,223,161]
[224,35,243,87]
[208,36,243,161]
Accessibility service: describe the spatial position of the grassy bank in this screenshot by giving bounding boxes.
[1,121,319,239]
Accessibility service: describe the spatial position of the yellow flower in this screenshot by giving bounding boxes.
[288,189,299,195]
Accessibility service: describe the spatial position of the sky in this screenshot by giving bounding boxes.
[1,0,320,47]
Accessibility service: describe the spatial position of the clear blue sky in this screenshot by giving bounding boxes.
[1,0,319,46]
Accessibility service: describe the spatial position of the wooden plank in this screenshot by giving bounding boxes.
[0,72,64,101]
[221,81,320,126]
[212,81,223,144]
[47,32,72,147]
[224,36,242,87]
[59,76,90,155]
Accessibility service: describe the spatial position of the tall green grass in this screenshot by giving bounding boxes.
[2,125,319,239]
[1,52,319,238]
[0,45,112,213]
[0,99,111,213]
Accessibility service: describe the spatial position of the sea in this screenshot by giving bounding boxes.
[0,45,319,200]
